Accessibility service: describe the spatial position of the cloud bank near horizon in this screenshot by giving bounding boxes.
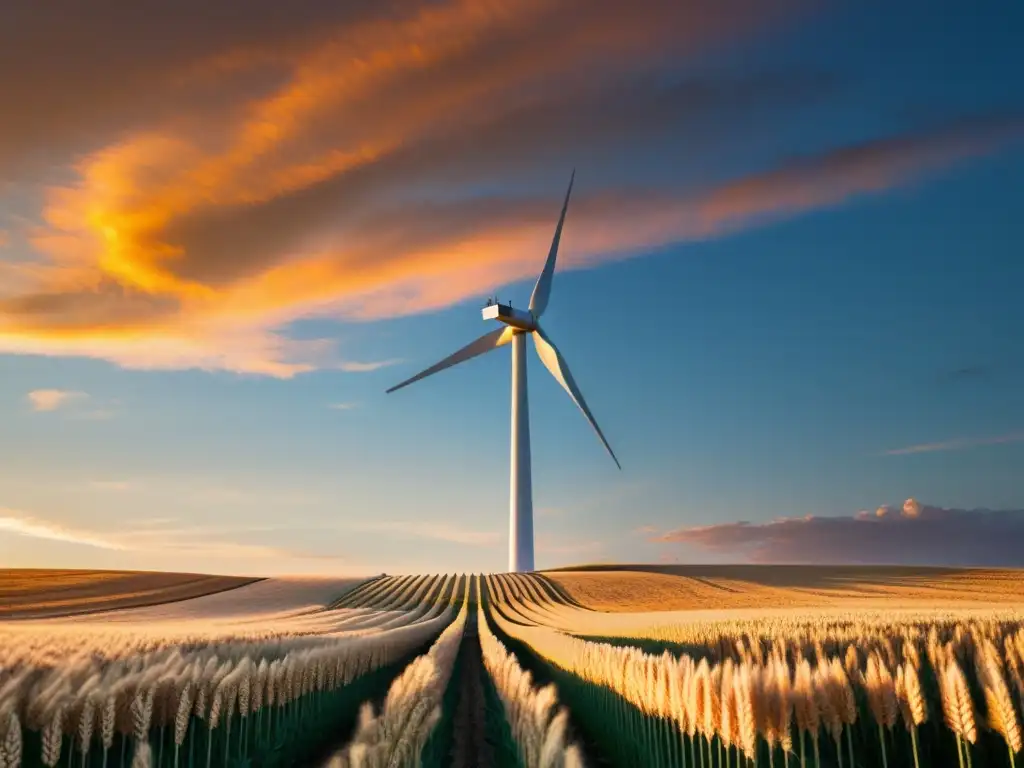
[654,498,1024,566]
[2,1,1023,377]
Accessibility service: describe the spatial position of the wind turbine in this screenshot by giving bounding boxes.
[385,171,620,573]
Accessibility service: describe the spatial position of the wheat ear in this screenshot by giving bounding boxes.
[982,653,1022,766]
[40,705,64,768]
[2,711,22,768]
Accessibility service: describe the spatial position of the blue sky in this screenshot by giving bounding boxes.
[1,2,1022,575]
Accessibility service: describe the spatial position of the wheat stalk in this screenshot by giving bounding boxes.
[762,662,781,766]
[1,711,22,768]
[78,697,95,758]
[720,657,739,767]
[865,653,892,768]
[131,742,151,768]
[941,659,977,768]
[173,680,193,768]
[706,663,724,767]
[812,664,841,768]
[791,659,817,768]
[895,664,921,768]
[694,659,710,764]
[101,694,116,754]
[774,658,793,757]
[981,649,1022,766]
[735,662,759,762]
[328,580,468,767]
[40,705,63,768]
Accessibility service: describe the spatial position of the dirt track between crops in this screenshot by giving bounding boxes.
[450,611,495,768]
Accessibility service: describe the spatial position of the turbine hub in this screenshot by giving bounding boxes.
[482,302,536,332]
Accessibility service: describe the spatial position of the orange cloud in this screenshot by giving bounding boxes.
[5,113,1022,375]
[215,114,1024,326]
[26,389,86,412]
[2,1,1021,376]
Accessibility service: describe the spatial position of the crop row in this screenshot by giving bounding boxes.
[322,575,585,768]
[0,574,586,768]
[488,572,1024,768]
[0,575,463,767]
[8,570,1024,768]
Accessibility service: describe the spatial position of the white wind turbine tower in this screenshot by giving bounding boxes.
[386,171,620,573]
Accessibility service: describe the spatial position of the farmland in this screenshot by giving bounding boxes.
[0,570,258,620]
[1,567,1023,767]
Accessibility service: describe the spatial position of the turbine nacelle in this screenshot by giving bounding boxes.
[481,302,536,332]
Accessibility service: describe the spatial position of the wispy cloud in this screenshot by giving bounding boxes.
[633,524,659,535]
[0,508,124,550]
[338,359,401,373]
[0,506,339,562]
[3,2,1020,377]
[26,389,86,412]
[883,432,1024,455]
[128,532,335,562]
[116,522,340,561]
[328,402,359,411]
[654,498,1024,566]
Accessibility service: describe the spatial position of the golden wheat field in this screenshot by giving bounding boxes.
[1,566,1023,768]
[0,570,258,620]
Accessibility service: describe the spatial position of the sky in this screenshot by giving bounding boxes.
[1,1,1023,576]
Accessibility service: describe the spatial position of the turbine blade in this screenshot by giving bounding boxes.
[531,326,621,469]
[386,327,515,394]
[528,169,575,318]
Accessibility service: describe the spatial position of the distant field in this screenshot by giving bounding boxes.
[71,575,369,634]
[0,568,259,619]
[543,563,1024,611]
[83,575,365,619]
